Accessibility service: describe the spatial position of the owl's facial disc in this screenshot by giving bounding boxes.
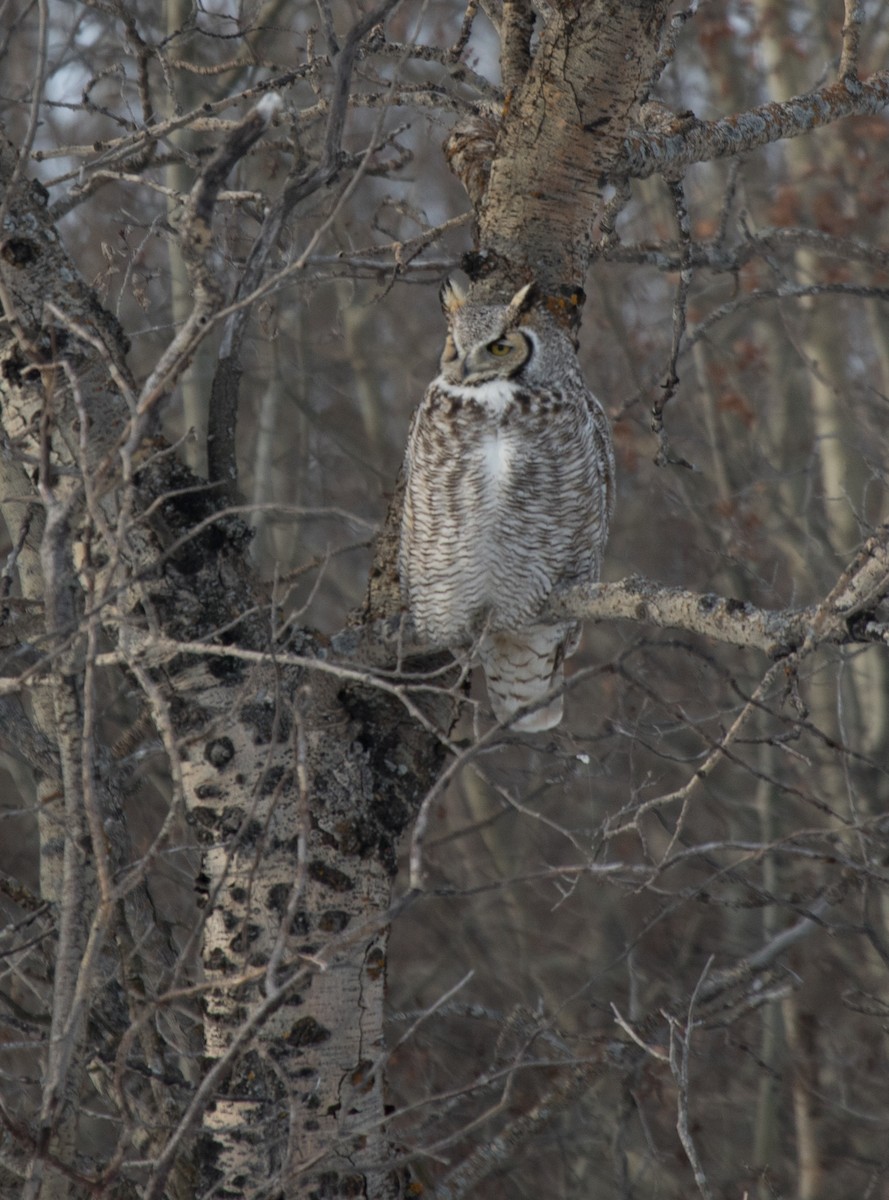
[441,334,459,366]
[460,329,533,384]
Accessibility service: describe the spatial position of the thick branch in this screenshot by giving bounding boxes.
[555,530,889,653]
[500,0,533,92]
[550,577,811,655]
[354,531,889,665]
[619,73,889,180]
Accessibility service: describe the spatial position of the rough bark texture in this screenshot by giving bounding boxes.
[475,1,671,299]
[0,130,449,1198]
[620,71,889,179]
[551,527,889,653]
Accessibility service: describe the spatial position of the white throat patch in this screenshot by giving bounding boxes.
[439,378,516,414]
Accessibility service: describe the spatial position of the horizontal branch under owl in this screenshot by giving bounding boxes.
[548,575,888,657]
[6,558,884,727]
[544,525,889,656]
[339,527,889,666]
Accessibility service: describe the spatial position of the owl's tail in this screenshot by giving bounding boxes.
[479,625,578,732]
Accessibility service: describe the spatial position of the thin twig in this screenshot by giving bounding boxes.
[670,957,716,1200]
[207,0,403,490]
[838,0,863,81]
[448,0,480,61]
[652,177,696,469]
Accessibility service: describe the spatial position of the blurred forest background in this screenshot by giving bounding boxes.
[2,1,889,1198]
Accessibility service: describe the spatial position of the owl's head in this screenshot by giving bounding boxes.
[437,280,554,386]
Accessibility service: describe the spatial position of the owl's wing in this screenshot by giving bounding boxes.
[585,391,616,541]
[479,623,578,732]
[396,397,427,607]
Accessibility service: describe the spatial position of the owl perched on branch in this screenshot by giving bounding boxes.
[398,280,614,732]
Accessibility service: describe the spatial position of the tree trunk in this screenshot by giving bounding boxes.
[0,127,450,1197]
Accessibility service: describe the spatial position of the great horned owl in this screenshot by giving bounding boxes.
[398,280,614,732]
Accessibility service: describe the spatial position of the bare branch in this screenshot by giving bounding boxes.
[134,96,281,421]
[652,177,696,470]
[621,73,889,180]
[838,0,864,81]
[551,577,820,655]
[207,0,403,491]
[670,960,716,1200]
[500,0,533,92]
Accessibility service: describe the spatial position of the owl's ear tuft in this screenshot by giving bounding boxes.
[507,281,537,321]
[440,278,467,316]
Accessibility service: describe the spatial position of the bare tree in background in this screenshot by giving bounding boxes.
[2,2,889,1197]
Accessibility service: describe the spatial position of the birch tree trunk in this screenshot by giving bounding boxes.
[0,121,450,1197]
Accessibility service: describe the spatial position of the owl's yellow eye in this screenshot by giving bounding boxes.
[488,339,512,357]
